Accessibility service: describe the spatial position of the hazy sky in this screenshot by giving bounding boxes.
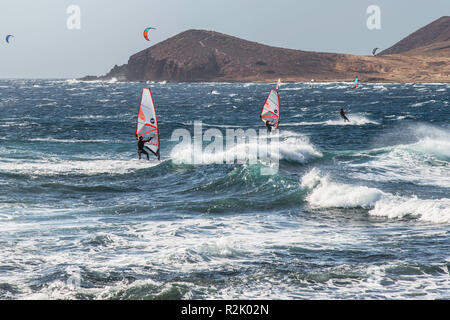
[0,0,448,78]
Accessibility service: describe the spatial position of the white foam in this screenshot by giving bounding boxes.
[66,79,80,84]
[277,135,323,163]
[0,121,38,128]
[373,85,388,91]
[281,114,378,127]
[326,85,348,90]
[280,87,303,91]
[411,100,436,107]
[170,130,322,165]
[301,169,450,224]
[351,125,450,187]
[35,102,57,108]
[2,199,449,299]
[301,169,384,208]
[370,196,450,223]
[29,137,110,143]
[0,159,157,176]
[411,137,450,160]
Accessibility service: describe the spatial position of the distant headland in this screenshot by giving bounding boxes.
[81,16,450,83]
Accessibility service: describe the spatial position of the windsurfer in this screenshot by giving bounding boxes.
[137,135,153,160]
[264,119,275,133]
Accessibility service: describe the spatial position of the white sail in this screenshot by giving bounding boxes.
[260,89,280,129]
[136,88,160,157]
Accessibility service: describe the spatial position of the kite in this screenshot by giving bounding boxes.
[143,27,156,41]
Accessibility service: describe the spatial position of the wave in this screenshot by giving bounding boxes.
[411,100,436,107]
[301,168,383,209]
[0,159,159,176]
[280,87,303,91]
[66,79,81,84]
[281,114,379,127]
[275,131,323,163]
[65,78,118,85]
[180,121,246,128]
[373,85,388,91]
[325,85,349,90]
[370,196,450,224]
[350,124,450,187]
[35,102,57,108]
[29,137,111,143]
[67,113,132,120]
[170,130,322,165]
[300,169,450,224]
[0,121,38,128]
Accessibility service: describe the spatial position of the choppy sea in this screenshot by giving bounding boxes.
[0,79,449,299]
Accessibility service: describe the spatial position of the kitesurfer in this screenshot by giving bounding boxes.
[340,107,350,123]
[137,135,153,160]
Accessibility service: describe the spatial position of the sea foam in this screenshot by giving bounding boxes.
[301,169,450,224]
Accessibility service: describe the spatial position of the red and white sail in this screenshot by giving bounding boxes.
[260,89,280,129]
[136,88,160,157]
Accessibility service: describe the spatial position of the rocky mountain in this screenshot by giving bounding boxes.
[381,16,450,55]
[82,17,450,83]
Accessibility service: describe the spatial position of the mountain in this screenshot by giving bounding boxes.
[98,29,354,82]
[82,17,450,83]
[381,16,450,55]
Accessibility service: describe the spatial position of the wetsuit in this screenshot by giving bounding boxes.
[340,109,350,122]
[137,137,153,160]
[265,121,274,133]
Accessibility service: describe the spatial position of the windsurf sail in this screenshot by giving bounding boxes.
[276,78,282,90]
[260,89,280,129]
[352,76,359,89]
[136,88,160,160]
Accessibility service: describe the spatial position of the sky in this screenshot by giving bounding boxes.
[0,0,449,78]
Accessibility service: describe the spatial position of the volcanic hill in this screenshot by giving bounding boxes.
[82,16,450,83]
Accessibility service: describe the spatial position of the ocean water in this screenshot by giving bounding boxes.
[0,79,449,300]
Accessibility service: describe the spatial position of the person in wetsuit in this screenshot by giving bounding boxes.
[137,135,153,160]
[264,120,275,133]
[340,107,350,123]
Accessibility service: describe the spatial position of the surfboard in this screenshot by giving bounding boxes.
[136,88,160,160]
